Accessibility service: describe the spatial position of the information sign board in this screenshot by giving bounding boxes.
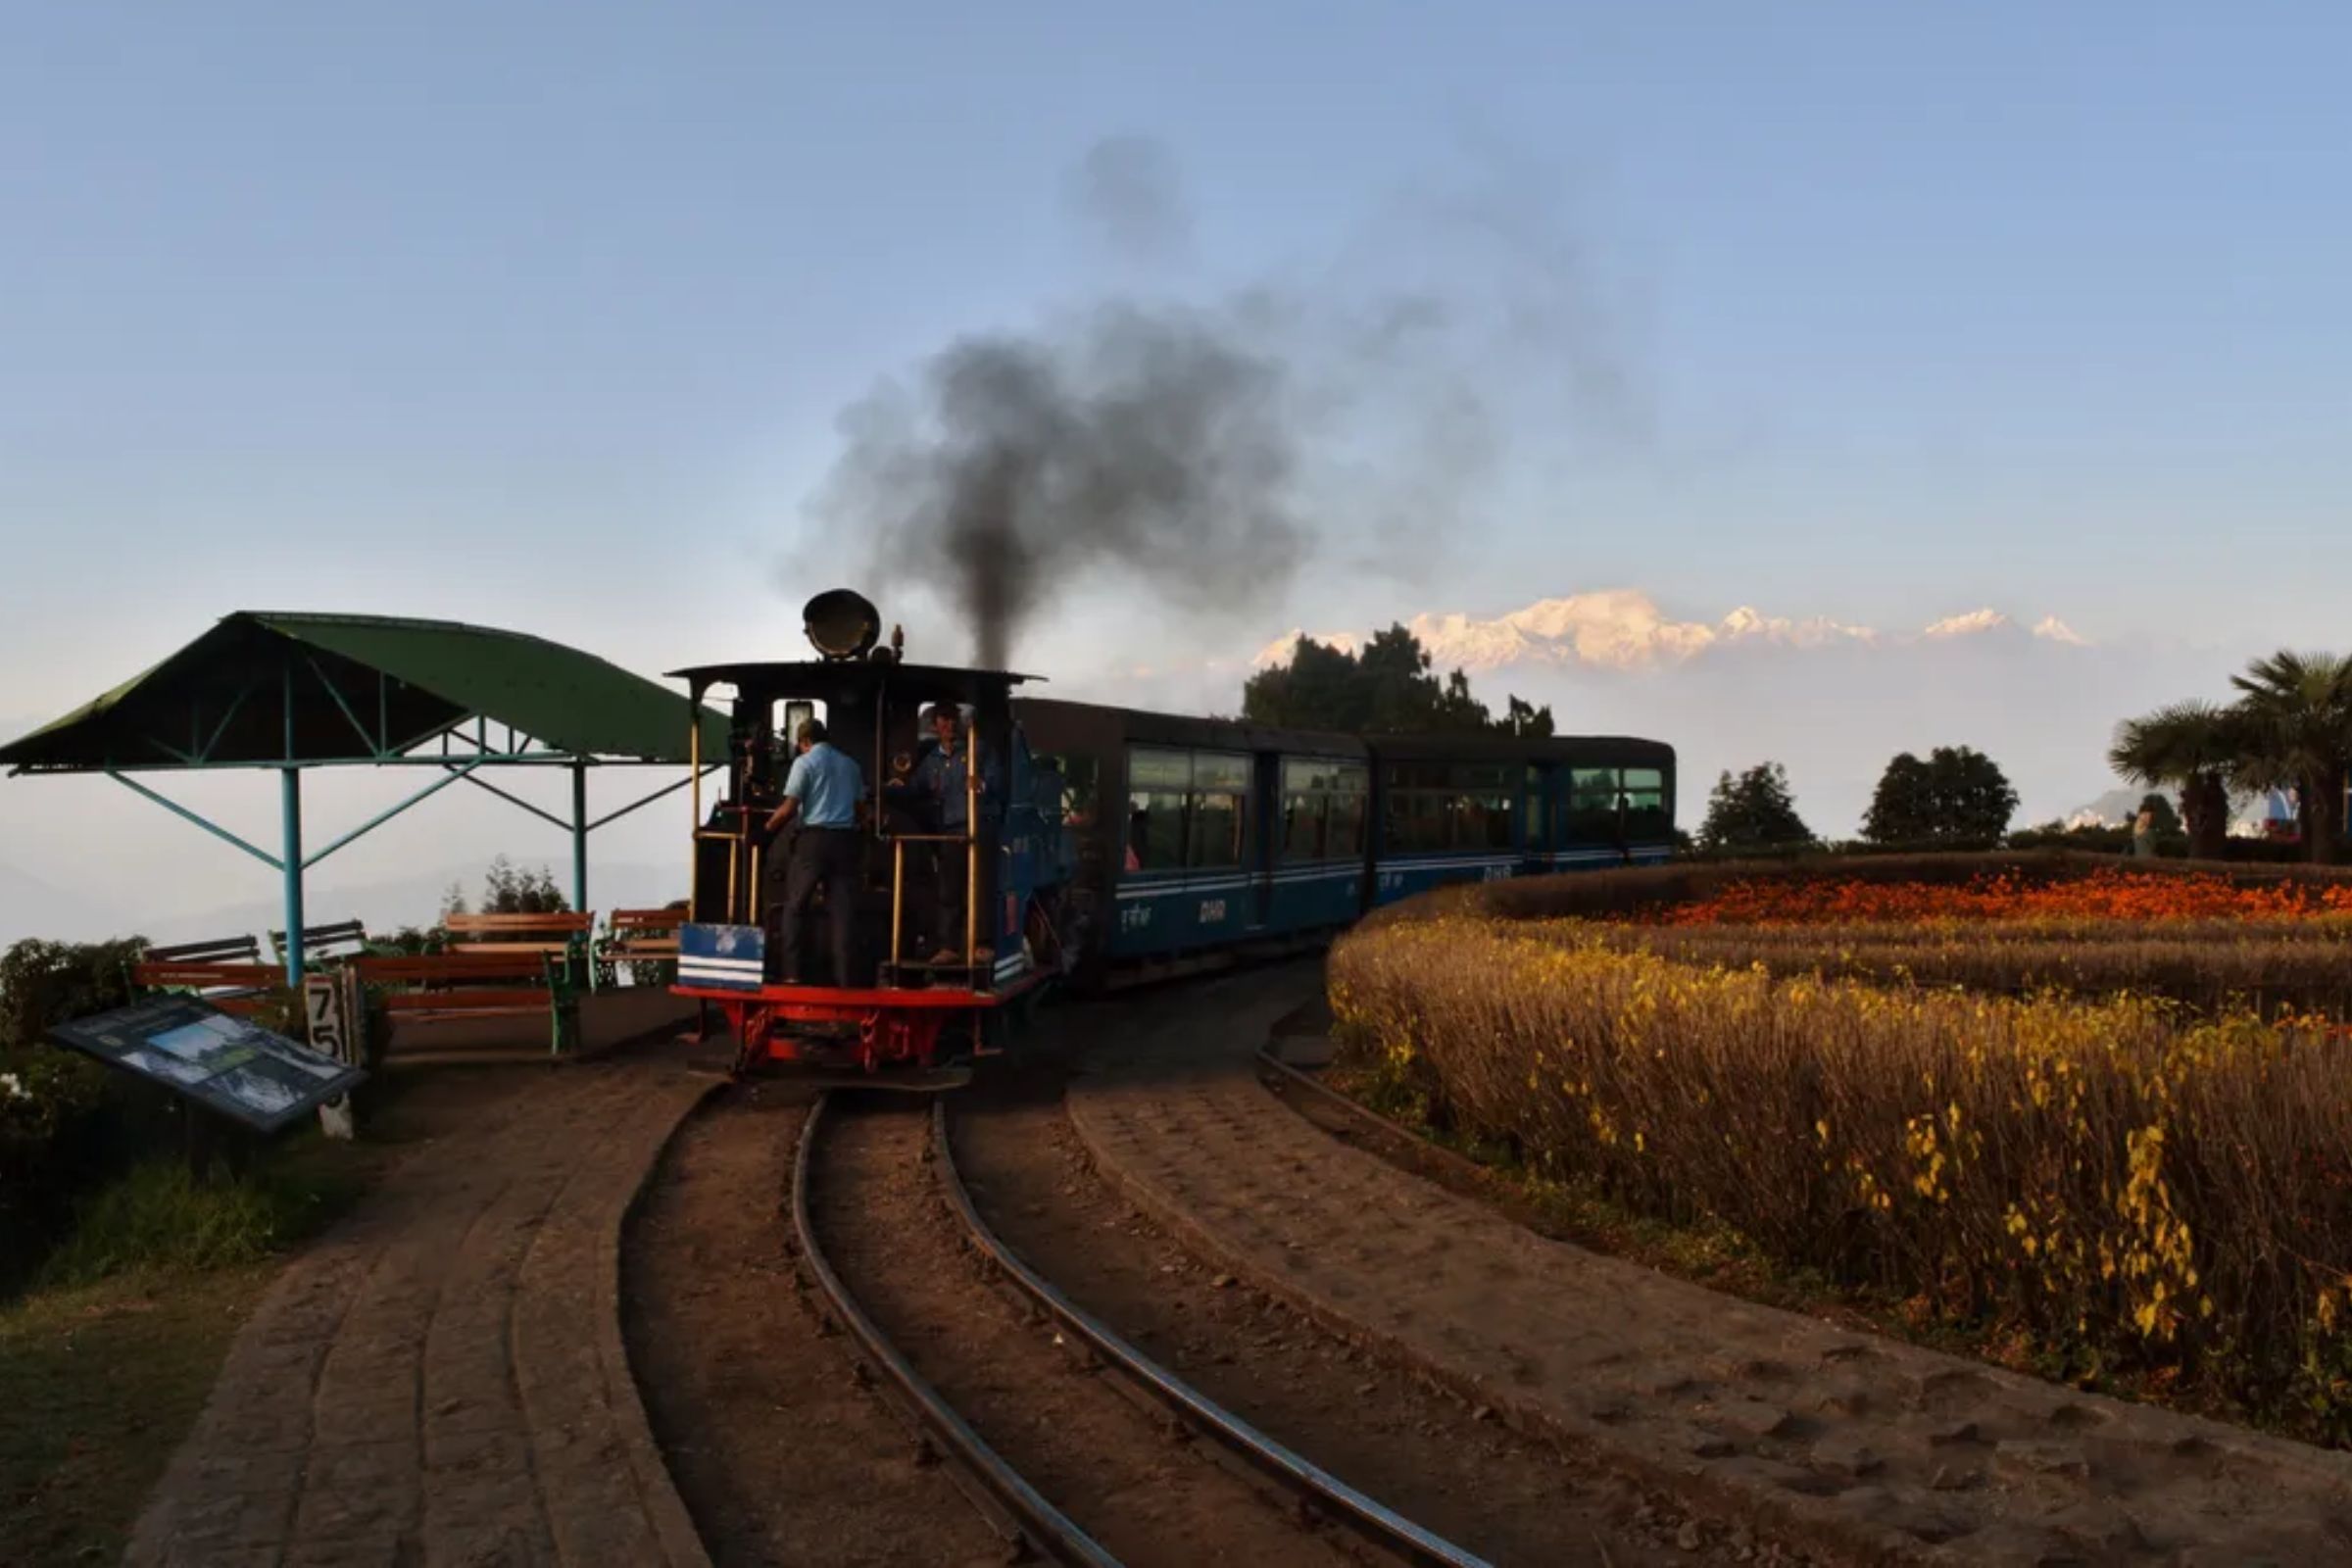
[48,996,368,1135]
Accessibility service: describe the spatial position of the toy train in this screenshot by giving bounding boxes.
[669,591,1674,1079]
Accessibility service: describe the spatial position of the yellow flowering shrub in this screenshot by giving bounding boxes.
[1331,915,2352,1433]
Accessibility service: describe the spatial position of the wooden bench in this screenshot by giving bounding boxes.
[599,906,685,970]
[352,952,581,1055]
[443,911,597,957]
[143,933,265,966]
[130,935,285,1015]
[269,918,370,968]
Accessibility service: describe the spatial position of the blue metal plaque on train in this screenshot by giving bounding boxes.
[679,922,765,990]
[46,997,367,1135]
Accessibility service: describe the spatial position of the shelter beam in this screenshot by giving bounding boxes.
[17,752,653,772]
[196,678,256,763]
[106,770,284,870]
[302,760,484,871]
[307,655,383,758]
[452,768,572,831]
[585,767,713,833]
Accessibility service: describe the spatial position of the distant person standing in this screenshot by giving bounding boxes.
[2132,802,2158,858]
[763,718,864,985]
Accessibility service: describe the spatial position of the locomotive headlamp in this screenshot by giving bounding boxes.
[803,588,882,662]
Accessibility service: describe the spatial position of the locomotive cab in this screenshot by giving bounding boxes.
[666,592,1069,1078]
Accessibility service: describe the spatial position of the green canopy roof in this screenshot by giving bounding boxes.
[0,612,727,772]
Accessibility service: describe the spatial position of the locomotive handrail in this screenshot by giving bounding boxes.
[966,713,982,963]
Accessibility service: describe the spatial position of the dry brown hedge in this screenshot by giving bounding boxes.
[1333,853,2352,1440]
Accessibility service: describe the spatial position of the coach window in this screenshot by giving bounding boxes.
[1522,766,1546,850]
[1325,762,1369,857]
[1622,767,1668,841]
[1280,759,1329,861]
[1125,747,1190,870]
[1188,751,1250,867]
[1485,792,1516,848]
[1385,766,1451,853]
[1566,767,1622,843]
[1449,764,1513,850]
[1479,766,1515,850]
[1052,753,1100,828]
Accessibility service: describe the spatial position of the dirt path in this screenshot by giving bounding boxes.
[805,1091,1368,1568]
[950,1062,1783,1566]
[124,1054,716,1568]
[1065,965,2352,1565]
[622,1085,1007,1568]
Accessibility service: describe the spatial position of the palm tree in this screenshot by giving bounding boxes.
[2230,651,2352,863]
[2108,700,2242,860]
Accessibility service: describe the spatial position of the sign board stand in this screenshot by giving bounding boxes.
[182,1099,249,1183]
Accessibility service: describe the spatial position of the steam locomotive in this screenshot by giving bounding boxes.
[669,591,1673,1081]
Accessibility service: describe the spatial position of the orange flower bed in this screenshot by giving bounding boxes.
[1654,867,2352,926]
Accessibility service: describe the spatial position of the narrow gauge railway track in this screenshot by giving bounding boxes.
[792,1090,1491,1568]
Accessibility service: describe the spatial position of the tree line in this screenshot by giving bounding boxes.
[437,855,568,921]
[1249,627,2029,849]
[1695,748,2023,854]
[1245,628,2352,863]
[2108,651,2352,863]
[1243,629,1556,736]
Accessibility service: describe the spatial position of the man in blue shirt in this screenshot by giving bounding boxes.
[763,717,865,985]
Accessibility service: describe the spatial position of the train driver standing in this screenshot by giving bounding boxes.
[763,717,864,986]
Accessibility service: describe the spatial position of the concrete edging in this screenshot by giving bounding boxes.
[602,1075,725,1568]
[1060,1073,1932,1567]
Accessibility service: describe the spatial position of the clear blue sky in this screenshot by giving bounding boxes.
[5,1,2347,691]
[0,2,2347,902]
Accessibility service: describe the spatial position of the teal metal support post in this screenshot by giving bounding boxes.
[570,761,592,995]
[570,761,589,914]
[281,767,306,983]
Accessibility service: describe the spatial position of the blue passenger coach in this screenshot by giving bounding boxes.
[1364,734,1677,906]
[1017,699,1676,981]
[1014,700,1369,977]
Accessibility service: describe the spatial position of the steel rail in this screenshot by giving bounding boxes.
[1257,1046,1383,1119]
[1254,1048,1495,1194]
[931,1100,1494,1568]
[790,1092,1122,1568]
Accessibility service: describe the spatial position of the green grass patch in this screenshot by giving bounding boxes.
[34,1150,368,1293]
[0,1264,276,1565]
[1,1126,386,1563]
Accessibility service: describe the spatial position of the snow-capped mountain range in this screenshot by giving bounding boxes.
[1254,590,2088,674]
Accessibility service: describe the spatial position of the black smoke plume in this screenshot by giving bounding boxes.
[805,134,1643,667]
[818,305,1307,670]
